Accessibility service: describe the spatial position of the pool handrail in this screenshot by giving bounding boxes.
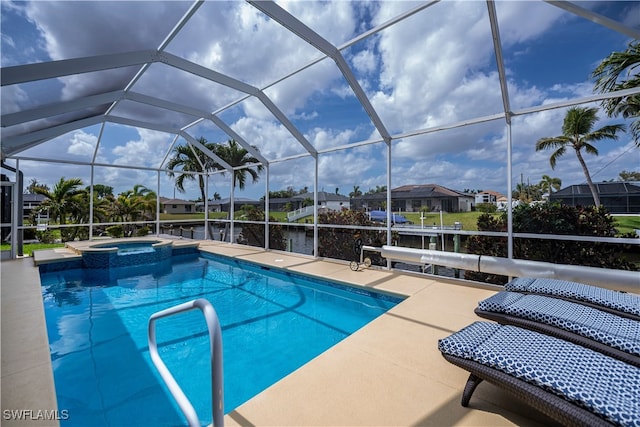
[148,298,224,427]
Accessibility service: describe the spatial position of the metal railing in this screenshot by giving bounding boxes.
[148,299,224,427]
[286,205,316,222]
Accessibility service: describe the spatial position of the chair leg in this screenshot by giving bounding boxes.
[461,373,483,407]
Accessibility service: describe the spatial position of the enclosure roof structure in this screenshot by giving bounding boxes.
[1,0,639,196]
[554,181,640,196]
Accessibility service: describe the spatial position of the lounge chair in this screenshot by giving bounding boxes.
[438,322,640,427]
[475,291,640,367]
[505,277,640,321]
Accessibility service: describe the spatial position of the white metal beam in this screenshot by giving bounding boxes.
[249,0,391,142]
[1,50,158,86]
[487,1,512,124]
[124,92,211,118]
[124,92,269,164]
[208,115,269,165]
[1,90,123,127]
[160,52,258,95]
[180,132,234,172]
[161,51,317,156]
[1,115,104,156]
[255,93,318,155]
[340,1,441,50]
[545,1,640,40]
[512,87,640,117]
[106,115,181,135]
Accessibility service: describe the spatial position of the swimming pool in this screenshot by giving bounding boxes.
[40,251,402,426]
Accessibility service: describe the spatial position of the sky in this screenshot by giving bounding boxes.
[1,0,639,202]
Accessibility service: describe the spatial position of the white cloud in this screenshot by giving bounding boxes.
[67,130,97,156]
[351,49,377,75]
[308,127,357,151]
[493,1,565,46]
[0,84,28,114]
[621,2,640,29]
[232,116,307,159]
[111,129,172,168]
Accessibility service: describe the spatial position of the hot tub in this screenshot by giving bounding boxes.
[80,239,174,269]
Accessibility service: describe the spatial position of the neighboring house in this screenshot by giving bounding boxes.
[475,190,504,206]
[207,197,262,213]
[22,193,47,220]
[159,197,196,214]
[353,184,474,213]
[270,191,350,212]
[315,191,350,211]
[549,181,640,214]
[496,196,521,212]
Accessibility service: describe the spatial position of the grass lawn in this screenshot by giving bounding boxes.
[0,242,65,256]
[613,215,640,235]
[401,211,487,230]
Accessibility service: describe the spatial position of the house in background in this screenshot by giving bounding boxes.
[207,197,262,213]
[475,190,505,206]
[270,191,350,212]
[496,195,521,212]
[353,184,474,213]
[22,193,47,220]
[549,181,640,214]
[159,197,196,214]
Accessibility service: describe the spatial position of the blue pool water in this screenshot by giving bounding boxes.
[40,252,402,426]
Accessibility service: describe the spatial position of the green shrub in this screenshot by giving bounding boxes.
[37,230,56,244]
[23,228,37,240]
[465,203,638,284]
[135,226,150,237]
[475,202,497,213]
[106,225,124,238]
[240,208,286,250]
[317,210,396,264]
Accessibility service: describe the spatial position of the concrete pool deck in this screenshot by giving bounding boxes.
[2,240,556,426]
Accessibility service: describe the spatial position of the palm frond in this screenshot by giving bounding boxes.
[548,146,566,169]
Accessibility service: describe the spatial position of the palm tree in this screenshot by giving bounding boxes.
[33,177,84,226]
[167,138,263,201]
[26,178,48,194]
[349,185,362,198]
[538,175,562,197]
[166,137,218,202]
[33,177,85,242]
[535,107,625,206]
[592,41,640,146]
[112,190,146,236]
[131,184,156,220]
[513,182,535,202]
[214,139,264,190]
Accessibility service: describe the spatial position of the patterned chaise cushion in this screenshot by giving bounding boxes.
[478,292,640,356]
[439,322,640,427]
[505,277,640,318]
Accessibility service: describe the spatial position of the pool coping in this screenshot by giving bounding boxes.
[2,240,557,426]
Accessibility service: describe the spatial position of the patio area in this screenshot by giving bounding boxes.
[1,241,557,426]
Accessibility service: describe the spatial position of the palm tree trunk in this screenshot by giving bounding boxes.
[575,149,600,206]
[198,175,206,204]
